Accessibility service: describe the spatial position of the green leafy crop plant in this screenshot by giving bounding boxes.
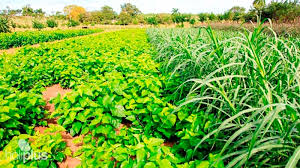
[147,23,299,167]
[0,28,103,49]
[0,125,70,168]
[0,83,46,150]
[1,29,209,167]
[1,24,298,167]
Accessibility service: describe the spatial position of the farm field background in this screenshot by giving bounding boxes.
[0,23,299,168]
[0,28,103,50]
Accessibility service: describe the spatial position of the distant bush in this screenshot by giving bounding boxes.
[198,13,209,22]
[146,15,159,25]
[157,14,172,24]
[0,16,10,33]
[10,21,16,29]
[32,20,45,30]
[46,19,58,28]
[208,13,218,21]
[22,24,31,29]
[67,19,80,27]
[189,18,196,25]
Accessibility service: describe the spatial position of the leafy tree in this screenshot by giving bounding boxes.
[244,9,257,22]
[118,12,132,25]
[101,6,117,21]
[208,13,217,21]
[1,6,22,16]
[171,8,185,27]
[120,3,141,17]
[10,9,22,16]
[182,14,192,22]
[229,6,246,21]
[22,5,34,16]
[118,3,141,25]
[53,11,66,20]
[64,5,86,20]
[34,8,45,16]
[90,11,103,23]
[262,0,300,23]
[230,6,246,13]
[253,0,266,18]
[79,12,91,23]
[189,18,196,25]
[157,13,172,24]
[198,13,209,22]
[146,15,159,25]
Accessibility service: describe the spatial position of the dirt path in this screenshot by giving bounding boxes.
[0,28,121,55]
[34,84,82,168]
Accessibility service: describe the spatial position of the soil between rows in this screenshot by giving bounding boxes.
[34,84,80,168]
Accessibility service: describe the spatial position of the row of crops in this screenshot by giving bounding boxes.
[0,25,299,167]
[146,25,300,167]
[0,28,103,50]
[0,29,193,167]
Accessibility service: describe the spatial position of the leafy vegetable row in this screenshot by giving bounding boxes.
[0,82,46,149]
[1,29,218,167]
[0,28,103,49]
[0,125,69,167]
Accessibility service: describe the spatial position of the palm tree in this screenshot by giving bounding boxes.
[253,0,266,20]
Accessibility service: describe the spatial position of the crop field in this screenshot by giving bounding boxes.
[0,29,103,49]
[0,25,299,168]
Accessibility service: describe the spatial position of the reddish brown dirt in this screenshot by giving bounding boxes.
[34,84,82,168]
[42,84,72,112]
[162,142,175,148]
[115,124,125,135]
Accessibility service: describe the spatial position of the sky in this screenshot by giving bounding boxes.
[0,0,273,14]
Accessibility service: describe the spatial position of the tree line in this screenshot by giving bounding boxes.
[0,0,299,28]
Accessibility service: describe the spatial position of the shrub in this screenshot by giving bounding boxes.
[10,21,16,29]
[208,13,218,21]
[189,18,196,25]
[157,14,172,24]
[198,13,209,22]
[0,16,10,33]
[46,19,58,28]
[67,19,80,27]
[146,16,159,25]
[32,20,45,30]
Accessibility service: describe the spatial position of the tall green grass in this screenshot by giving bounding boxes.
[147,23,299,167]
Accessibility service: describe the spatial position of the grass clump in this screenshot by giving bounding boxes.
[147,22,300,167]
[46,19,58,28]
[32,20,45,30]
[0,16,10,33]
